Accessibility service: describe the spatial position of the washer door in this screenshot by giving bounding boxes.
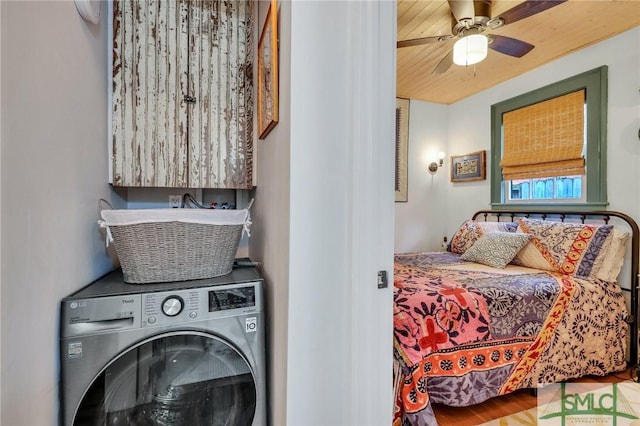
[74,331,256,426]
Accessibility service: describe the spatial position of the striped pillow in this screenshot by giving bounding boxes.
[512,218,613,277]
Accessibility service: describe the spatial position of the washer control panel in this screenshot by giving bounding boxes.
[142,289,198,327]
[141,282,259,328]
[208,286,255,312]
[161,295,184,316]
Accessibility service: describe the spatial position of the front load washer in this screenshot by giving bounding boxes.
[59,266,265,426]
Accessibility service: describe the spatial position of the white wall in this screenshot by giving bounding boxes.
[397,27,640,247]
[0,0,3,415]
[394,100,449,252]
[250,0,292,424]
[0,2,115,424]
[252,1,396,425]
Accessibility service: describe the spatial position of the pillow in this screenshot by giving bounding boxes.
[512,217,614,278]
[592,229,629,282]
[460,231,531,269]
[449,220,518,255]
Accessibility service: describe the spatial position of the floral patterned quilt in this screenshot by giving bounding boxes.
[393,252,629,426]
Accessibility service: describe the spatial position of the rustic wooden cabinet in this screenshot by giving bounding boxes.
[112,0,254,188]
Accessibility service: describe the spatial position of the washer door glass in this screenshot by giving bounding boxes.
[75,332,256,426]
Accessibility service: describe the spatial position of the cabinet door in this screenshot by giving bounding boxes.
[187,0,254,189]
[112,0,254,189]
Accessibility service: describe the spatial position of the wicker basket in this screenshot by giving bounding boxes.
[100,208,249,284]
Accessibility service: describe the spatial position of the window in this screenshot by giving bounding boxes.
[507,176,584,201]
[490,66,608,210]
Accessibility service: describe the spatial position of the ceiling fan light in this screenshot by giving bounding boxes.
[453,34,488,66]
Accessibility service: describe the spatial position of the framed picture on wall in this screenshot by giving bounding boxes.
[258,0,279,139]
[395,98,409,202]
[451,150,486,182]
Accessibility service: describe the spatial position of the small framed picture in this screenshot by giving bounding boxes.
[451,150,486,182]
[257,0,279,139]
[395,98,409,202]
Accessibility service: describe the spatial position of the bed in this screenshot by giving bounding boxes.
[392,210,639,426]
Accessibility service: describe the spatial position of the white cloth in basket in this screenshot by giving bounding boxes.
[101,208,250,226]
[98,208,251,247]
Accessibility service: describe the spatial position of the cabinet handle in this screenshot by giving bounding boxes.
[184,95,197,104]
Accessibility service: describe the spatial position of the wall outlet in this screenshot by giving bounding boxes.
[168,195,182,208]
[441,236,449,251]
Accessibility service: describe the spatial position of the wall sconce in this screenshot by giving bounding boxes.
[428,152,445,174]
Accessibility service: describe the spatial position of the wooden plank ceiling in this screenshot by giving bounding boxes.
[397,0,640,104]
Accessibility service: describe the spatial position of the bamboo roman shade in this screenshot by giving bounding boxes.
[500,89,585,181]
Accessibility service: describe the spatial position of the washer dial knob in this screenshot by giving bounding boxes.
[161,296,184,317]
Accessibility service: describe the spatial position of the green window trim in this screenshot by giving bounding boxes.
[490,66,608,211]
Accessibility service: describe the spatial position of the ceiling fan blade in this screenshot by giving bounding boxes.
[432,50,454,74]
[447,0,475,23]
[488,34,535,58]
[496,0,567,26]
[397,35,454,48]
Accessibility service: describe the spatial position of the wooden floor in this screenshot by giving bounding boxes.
[431,367,635,425]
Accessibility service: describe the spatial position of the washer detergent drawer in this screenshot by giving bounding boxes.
[64,331,258,426]
[61,295,142,338]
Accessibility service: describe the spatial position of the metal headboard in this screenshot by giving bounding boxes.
[472,209,639,368]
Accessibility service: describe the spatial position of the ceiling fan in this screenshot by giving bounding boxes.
[397,0,567,74]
